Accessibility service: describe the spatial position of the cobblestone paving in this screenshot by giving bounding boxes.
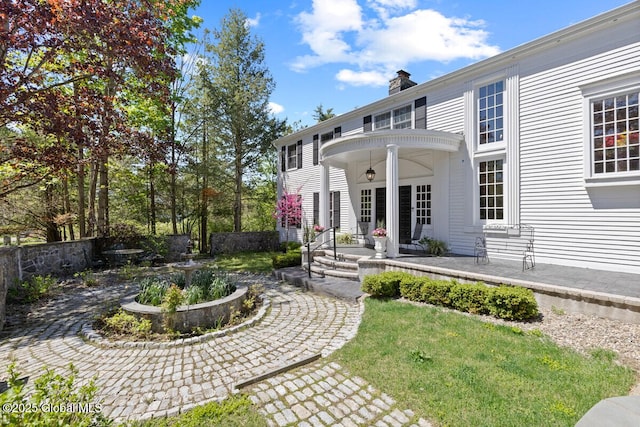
[0,273,431,425]
[247,361,432,427]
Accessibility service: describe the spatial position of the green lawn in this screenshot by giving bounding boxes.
[213,251,276,273]
[331,297,635,427]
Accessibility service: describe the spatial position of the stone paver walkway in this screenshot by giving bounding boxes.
[0,273,431,425]
[248,361,431,427]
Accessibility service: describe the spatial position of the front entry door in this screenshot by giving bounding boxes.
[399,185,412,244]
[375,186,412,243]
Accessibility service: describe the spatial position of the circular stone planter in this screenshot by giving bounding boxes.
[121,286,248,333]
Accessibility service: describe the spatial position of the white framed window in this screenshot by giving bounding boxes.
[479,159,504,221]
[478,81,504,145]
[393,105,412,129]
[287,144,297,169]
[374,112,391,130]
[415,184,431,225]
[360,189,372,223]
[591,90,639,175]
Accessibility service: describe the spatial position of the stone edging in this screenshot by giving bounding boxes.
[79,296,271,349]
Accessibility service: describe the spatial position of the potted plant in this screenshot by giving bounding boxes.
[371,223,387,259]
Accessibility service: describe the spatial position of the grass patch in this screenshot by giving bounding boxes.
[332,298,635,426]
[128,394,267,427]
[214,252,275,273]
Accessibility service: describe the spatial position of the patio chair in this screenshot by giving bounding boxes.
[406,222,425,252]
[475,236,489,264]
[356,221,373,247]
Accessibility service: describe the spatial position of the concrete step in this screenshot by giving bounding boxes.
[313,255,358,271]
[322,268,359,281]
[306,263,359,281]
[321,250,365,262]
[273,267,364,303]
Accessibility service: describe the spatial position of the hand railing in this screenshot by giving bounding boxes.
[306,227,337,278]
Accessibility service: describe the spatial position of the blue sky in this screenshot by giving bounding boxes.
[191,0,631,128]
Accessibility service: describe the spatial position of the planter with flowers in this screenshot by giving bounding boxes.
[372,227,387,259]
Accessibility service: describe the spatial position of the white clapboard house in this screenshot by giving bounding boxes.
[274,2,640,274]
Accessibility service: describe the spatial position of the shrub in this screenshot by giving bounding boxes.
[362,271,412,298]
[336,233,354,244]
[272,249,301,269]
[242,284,264,313]
[162,284,184,314]
[399,276,430,301]
[368,273,539,321]
[103,309,152,338]
[74,270,98,287]
[0,363,111,427]
[8,275,57,304]
[449,282,490,315]
[420,279,454,307]
[485,285,539,320]
[426,238,448,256]
[280,241,302,252]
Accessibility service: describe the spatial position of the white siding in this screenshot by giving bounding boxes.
[518,26,640,272]
[274,4,640,274]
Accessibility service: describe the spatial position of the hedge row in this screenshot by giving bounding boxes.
[361,271,539,321]
[272,249,302,269]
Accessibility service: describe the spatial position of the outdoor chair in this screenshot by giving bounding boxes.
[356,221,373,247]
[406,222,425,252]
[475,236,489,264]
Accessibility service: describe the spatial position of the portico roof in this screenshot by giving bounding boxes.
[320,129,464,168]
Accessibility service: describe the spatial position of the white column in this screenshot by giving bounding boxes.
[386,144,399,257]
[319,162,330,244]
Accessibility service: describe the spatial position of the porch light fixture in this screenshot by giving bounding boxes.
[366,152,376,182]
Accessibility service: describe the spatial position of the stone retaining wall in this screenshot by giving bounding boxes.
[0,234,190,331]
[210,231,279,255]
[0,246,20,331]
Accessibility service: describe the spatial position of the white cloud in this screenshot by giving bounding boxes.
[269,102,285,115]
[291,0,364,71]
[367,0,416,20]
[246,13,261,27]
[335,69,388,87]
[291,0,500,86]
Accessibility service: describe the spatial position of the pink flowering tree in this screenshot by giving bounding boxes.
[273,188,302,251]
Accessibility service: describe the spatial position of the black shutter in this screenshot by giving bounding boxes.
[415,97,426,129]
[334,126,342,138]
[313,134,319,165]
[375,187,386,227]
[333,191,340,230]
[281,146,286,171]
[313,192,319,226]
[363,115,372,132]
[296,140,302,169]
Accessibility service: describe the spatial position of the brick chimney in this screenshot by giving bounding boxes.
[388,70,417,95]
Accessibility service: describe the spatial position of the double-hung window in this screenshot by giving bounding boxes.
[393,105,412,129]
[282,140,302,170]
[374,112,391,130]
[374,105,412,130]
